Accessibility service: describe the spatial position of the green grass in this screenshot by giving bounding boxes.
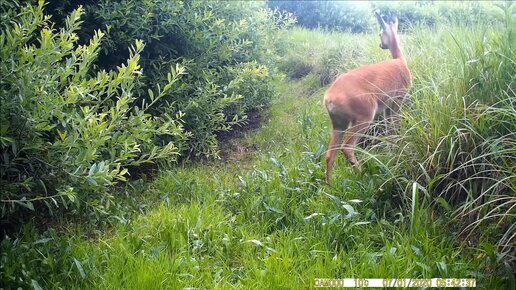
[2,7,515,289]
[1,77,507,289]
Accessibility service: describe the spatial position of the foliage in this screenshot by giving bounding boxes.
[275,28,380,87]
[269,1,507,33]
[0,1,185,219]
[48,0,295,157]
[385,1,516,257]
[371,1,506,31]
[0,0,293,219]
[1,1,514,289]
[1,70,508,289]
[268,0,372,33]
[276,0,515,280]
[1,225,81,288]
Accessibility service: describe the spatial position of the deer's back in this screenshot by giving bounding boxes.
[324,58,411,120]
[324,59,411,116]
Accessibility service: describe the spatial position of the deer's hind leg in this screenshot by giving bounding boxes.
[325,118,349,184]
[342,116,374,171]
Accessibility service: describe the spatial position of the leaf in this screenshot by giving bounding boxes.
[304,213,323,221]
[480,242,496,262]
[466,58,481,65]
[411,245,422,256]
[60,187,76,203]
[351,221,370,227]
[238,175,246,187]
[246,239,264,247]
[57,129,67,141]
[74,257,86,279]
[31,279,43,290]
[348,199,363,203]
[34,238,53,245]
[263,202,284,214]
[324,192,342,205]
[504,261,516,290]
[434,197,451,212]
[39,179,48,194]
[14,200,35,211]
[88,163,97,176]
[437,260,447,275]
[416,261,431,273]
[266,246,276,253]
[86,176,98,186]
[0,123,9,134]
[342,204,356,218]
[148,89,154,101]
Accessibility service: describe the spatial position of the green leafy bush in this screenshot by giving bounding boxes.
[0,225,80,289]
[49,0,295,157]
[0,1,186,218]
[0,0,294,218]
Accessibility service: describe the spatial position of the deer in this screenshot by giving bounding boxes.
[324,12,412,184]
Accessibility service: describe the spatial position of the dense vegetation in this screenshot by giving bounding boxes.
[268,0,371,33]
[268,1,506,32]
[0,0,293,225]
[1,0,514,289]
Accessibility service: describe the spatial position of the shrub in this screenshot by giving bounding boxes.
[0,1,186,219]
[0,0,295,219]
[47,0,295,157]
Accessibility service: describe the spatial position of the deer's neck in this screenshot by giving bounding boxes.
[390,34,404,59]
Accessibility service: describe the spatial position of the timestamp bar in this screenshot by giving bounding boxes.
[314,278,476,288]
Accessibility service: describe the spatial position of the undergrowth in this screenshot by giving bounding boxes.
[1,2,515,289]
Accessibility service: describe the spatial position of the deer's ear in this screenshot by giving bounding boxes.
[389,14,399,31]
[375,11,386,29]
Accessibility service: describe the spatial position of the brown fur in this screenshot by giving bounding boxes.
[324,13,412,183]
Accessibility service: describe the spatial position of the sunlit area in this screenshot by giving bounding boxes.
[1,0,514,289]
[343,1,370,8]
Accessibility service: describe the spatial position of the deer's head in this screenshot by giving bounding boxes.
[375,11,399,50]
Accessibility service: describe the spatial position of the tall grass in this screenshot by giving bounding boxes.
[387,3,515,259]
[278,0,515,280]
[2,75,506,289]
[1,4,514,290]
